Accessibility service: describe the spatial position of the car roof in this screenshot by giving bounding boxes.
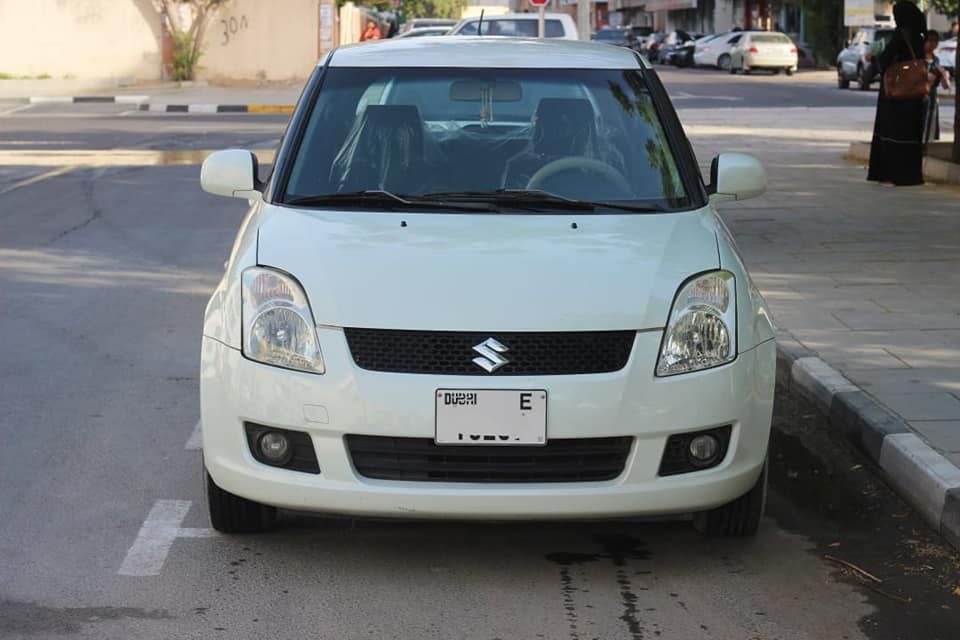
[328,37,644,69]
[459,12,569,20]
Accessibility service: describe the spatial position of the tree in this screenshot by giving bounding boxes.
[155,0,231,81]
[929,0,959,162]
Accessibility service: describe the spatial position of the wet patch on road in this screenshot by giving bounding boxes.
[768,385,960,640]
[0,599,171,635]
[546,534,651,639]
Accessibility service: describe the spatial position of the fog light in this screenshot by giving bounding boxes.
[258,431,292,465]
[689,434,719,464]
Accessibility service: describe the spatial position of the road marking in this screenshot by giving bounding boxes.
[185,420,202,450]
[670,91,743,101]
[0,103,34,116]
[0,166,74,196]
[118,500,219,576]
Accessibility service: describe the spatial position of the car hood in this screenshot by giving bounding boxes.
[255,206,720,331]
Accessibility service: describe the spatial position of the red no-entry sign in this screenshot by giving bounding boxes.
[529,0,550,6]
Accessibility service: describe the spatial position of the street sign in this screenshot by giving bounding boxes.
[529,0,550,6]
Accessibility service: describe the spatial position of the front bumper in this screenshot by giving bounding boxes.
[201,330,775,519]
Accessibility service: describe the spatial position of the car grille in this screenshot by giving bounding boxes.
[343,329,635,375]
[345,435,633,483]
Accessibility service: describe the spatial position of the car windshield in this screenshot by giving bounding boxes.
[750,33,792,44]
[457,19,565,37]
[283,67,689,211]
[594,30,627,41]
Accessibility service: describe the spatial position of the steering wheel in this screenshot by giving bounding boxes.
[527,156,632,197]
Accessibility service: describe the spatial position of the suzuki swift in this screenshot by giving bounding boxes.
[199,37,776,537]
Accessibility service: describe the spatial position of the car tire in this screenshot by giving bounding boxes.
[857,64,871,90]
[206,470,277,534]
[718,54,731,71]
[785,67,795,76]
[692,461,767,537]
[837,66,849,88]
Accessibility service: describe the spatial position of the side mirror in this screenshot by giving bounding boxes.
[201,149,262,199]
[707,153,766,202]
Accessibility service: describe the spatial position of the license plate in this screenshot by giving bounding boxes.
[435,389,547,445]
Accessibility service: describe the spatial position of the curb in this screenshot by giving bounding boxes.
[776,334,960,550]
[26,95,148,105]
[4,97,295,114]
[137,103,294,114]
[846,141,960,185]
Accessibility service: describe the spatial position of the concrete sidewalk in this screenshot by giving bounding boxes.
[680,105,960,546]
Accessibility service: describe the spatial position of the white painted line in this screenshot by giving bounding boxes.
[188,104,218,114]
[185,420,202,450]
[0,166,74,196]
[118,500,191,576]
[0,103,34,116]
[115,95,148,104]
[28,96,72,104]
[118,500,221,576]
[148,104,168,113]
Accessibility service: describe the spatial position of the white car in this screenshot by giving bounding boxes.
[199,37,776,537]
[693,32,742,70]
[448,13,578,39]
[396,26,450,38]
[729,31,798,75]
[935,37,956,72]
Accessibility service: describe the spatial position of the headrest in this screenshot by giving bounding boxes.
[532,98,596,156]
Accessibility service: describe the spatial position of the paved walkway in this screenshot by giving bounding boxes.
[680,106,960,467]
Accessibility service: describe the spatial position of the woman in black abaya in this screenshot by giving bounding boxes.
[867,1,926,186]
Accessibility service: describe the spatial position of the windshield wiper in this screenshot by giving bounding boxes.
[285,190,490,212]
[422,190,667,213]
[421,189,596,211]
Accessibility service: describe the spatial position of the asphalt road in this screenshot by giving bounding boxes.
[1,70,959,640]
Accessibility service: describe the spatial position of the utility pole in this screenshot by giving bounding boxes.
[577,0,590,40]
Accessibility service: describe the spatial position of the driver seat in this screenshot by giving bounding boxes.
[501,98,598,189]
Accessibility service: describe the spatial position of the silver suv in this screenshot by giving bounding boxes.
[836,27,894,90]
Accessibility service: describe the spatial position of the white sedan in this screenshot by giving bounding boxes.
[693,31,742,70]
[199,37,776,537]
[729,31,799,75]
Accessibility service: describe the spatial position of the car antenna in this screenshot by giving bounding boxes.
[477,9,484,36]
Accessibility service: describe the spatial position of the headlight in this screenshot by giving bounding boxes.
[242,267,324,374]
[656,271,736,376]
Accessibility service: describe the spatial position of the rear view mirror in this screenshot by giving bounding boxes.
[708,153,766,202]
[449,80,523,102]
[201,149,262,200]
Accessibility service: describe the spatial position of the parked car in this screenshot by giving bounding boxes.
[198,37,775,537]
[398,18,456,34]
[396,26,450,38]
[656,30,695,64]
[935,37,956,72]
[591,26,640,50]
[448,13,578,39]
[694,32,741,70]
[729,31,798,75]
[671,34,716,67]
[630,25,655,49]
[836,27,895,89]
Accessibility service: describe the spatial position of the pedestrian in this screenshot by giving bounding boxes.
[361,19,382,42]
[923,31,952,144]
[867,1,926,186]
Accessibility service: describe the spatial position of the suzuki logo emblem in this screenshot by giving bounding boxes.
[472,337,510,373]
